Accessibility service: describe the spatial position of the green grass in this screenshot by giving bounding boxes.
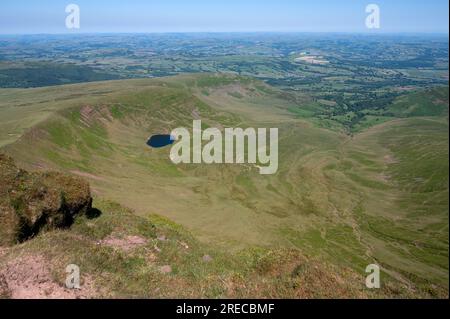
[2,198,396,298]
[388,87,449,117]
[0,74,448,297]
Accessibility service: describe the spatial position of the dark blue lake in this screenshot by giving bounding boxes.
[147,134,174,148]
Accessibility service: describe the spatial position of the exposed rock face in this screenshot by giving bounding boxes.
[0,154,92,245]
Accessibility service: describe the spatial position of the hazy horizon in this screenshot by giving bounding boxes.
[1,0,448,35]
[1,31,449,36]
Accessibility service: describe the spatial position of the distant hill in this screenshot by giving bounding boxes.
[0,61,118,88]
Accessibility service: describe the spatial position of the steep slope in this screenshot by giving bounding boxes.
[0,196,388,299]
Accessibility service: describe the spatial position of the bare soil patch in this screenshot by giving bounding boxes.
[71,170,106,182]
[384,155,399,164]
[0,255,97,299]
[100,235,148,252]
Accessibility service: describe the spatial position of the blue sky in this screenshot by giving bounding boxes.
[0,0,448,34]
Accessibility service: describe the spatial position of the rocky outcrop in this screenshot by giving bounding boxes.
[0,154,92,245]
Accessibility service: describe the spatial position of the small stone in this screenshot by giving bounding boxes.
[202,255,213,263]
[160,265,172,274]
[157,235,167,241]
[147,253,157,262]
[180,241,189,249]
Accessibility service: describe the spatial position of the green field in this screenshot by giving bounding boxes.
[0,74,448,298]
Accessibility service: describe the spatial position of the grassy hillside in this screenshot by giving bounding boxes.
[0,74,448,298]
[287,85,449,133]
[1,196,398,299]
[387,87,449,118]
